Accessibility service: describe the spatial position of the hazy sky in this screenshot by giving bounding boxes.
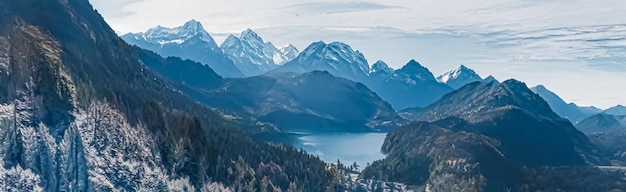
[89,0,626,109]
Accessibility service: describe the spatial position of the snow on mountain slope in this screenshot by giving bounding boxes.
[140,20,216,46]
[273,41,370,81]
[370,60,393,75]
[121,20,244,78]
[277,44,299,64]
[221,29,299,76]
[436,65,483,89]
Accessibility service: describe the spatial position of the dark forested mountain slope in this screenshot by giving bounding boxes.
[362,80,609,191]
[415,80,604,166]
[0,0,343,191]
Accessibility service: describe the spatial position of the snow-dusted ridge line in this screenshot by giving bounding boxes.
[0,98,230,191]
[221,28,299,76]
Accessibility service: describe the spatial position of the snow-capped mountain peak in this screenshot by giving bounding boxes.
[325,42,370,73]
[300,41,327,58]
[182,19,203,31]
[437,64,479,83]
[436,64,483,89]
[370,60,393,74]
[120,20,246,78]
[221,34,241,47]
[240,28,262,41]
[135,19,215,45]
[276,41,370,81]
[276,44,299,65]
[220,29,299,76]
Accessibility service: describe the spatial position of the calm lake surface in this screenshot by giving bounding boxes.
[292,132,388,167]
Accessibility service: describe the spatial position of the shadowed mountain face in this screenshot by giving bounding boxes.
[0,0,343,191]
[362,80,607,191]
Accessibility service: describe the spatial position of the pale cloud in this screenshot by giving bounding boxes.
[279,2,405,16]
[89,0,626,108]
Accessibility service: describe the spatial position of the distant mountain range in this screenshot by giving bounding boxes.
[575,105,626,133]
[221,29,298,76]
[127,23,457,109]
[530,85,602,123]
[137,48,404,132]
[122,20,245,78]
[528,85,626,133]
[125,21,626,134]
[123,21,298,78]
[272,41,454,109]
[576,113,626,133]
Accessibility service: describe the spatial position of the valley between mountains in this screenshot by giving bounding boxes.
[2,0,626,191]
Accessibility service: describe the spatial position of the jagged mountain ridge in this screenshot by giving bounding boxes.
[124,22,298,78]
[273,41,370,81]
[121,20,245,78]
[272,41,454,109]
[0,0,343,191]
[221,28,298,77]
